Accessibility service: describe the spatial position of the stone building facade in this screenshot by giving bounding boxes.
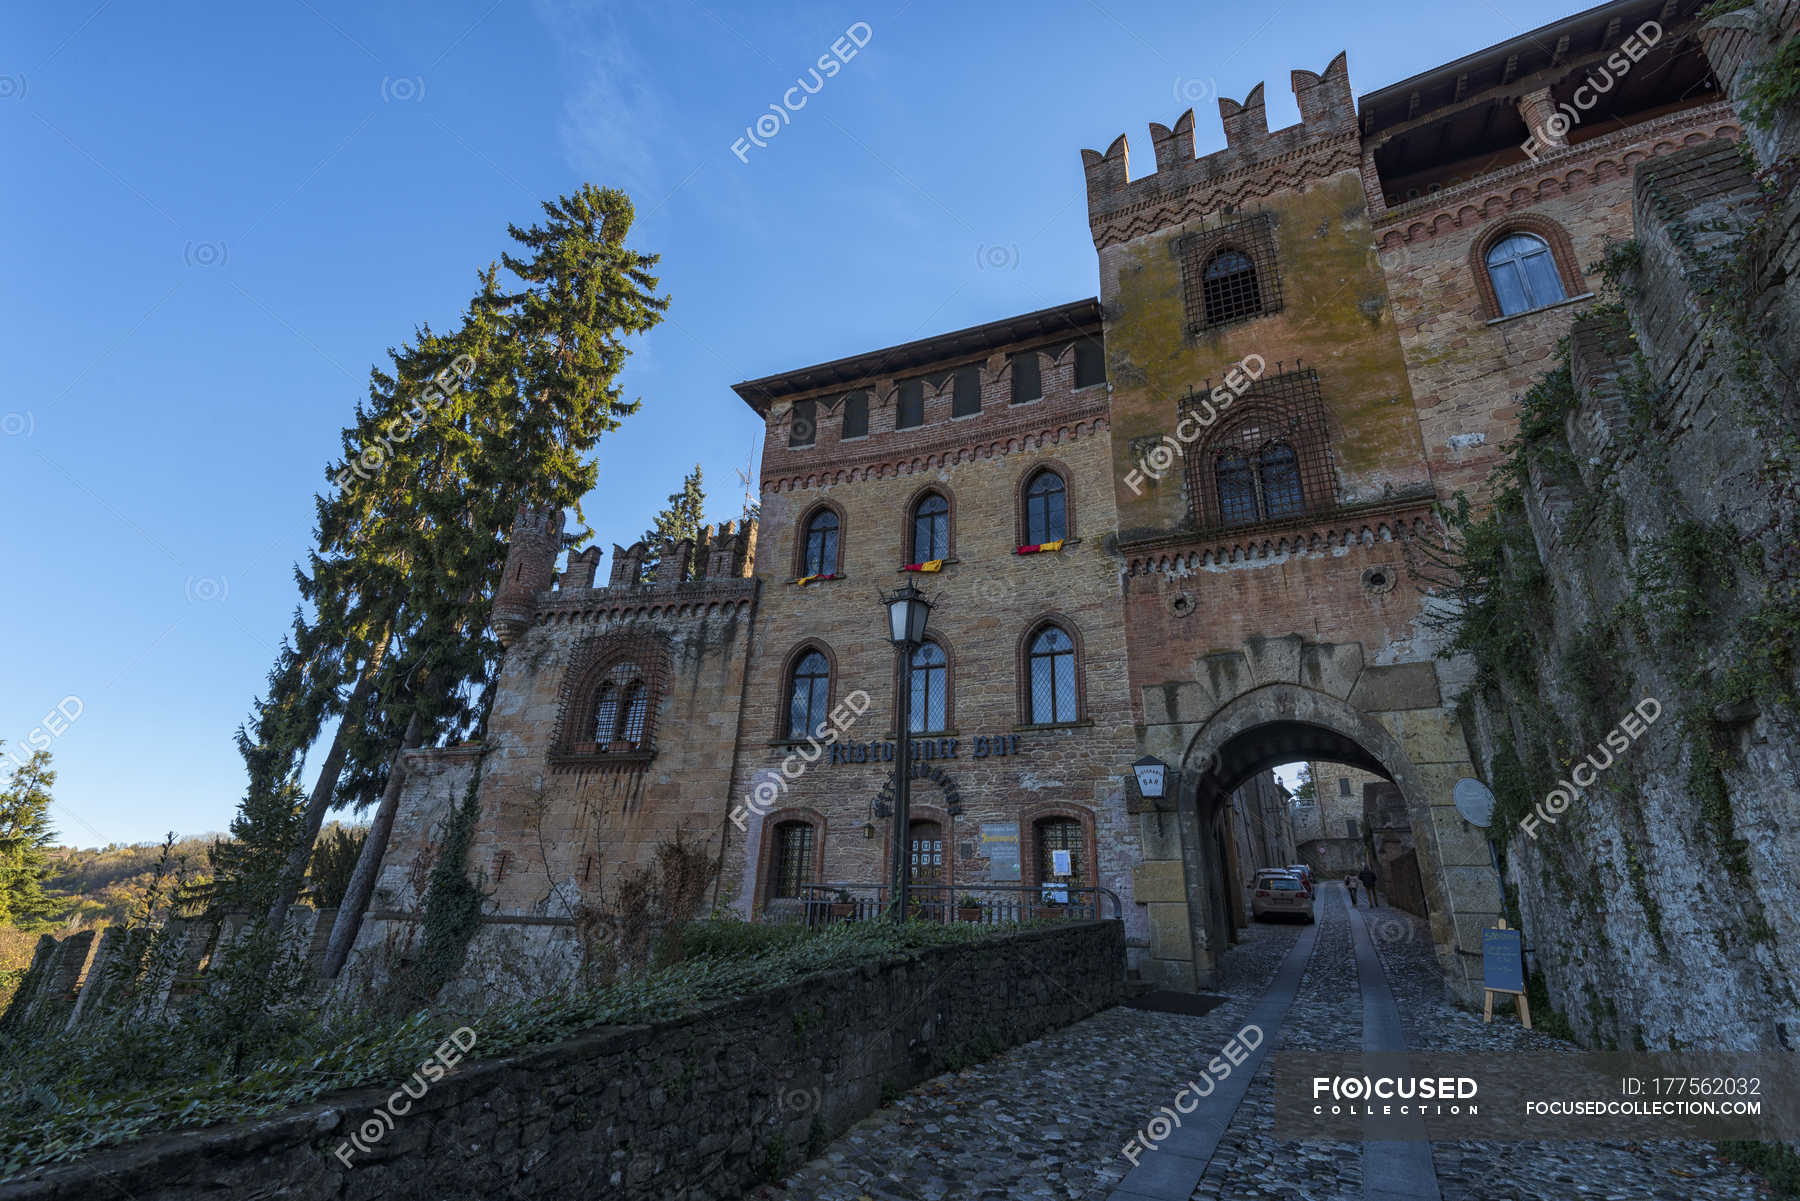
[321,0,1765,1009]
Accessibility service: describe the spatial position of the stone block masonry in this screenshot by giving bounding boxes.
[0,921,1124,1201]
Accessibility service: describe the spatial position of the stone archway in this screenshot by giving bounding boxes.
[1151,662,1498,1006]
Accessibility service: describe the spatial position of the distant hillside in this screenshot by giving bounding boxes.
[39,836,221,928]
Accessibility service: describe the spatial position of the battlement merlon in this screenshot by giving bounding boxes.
[1081,52,1355,226]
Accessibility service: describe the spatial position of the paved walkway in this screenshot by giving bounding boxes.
[759,885,1767,1201]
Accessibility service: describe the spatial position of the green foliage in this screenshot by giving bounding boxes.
[0,751,58,928]
[1561,621,1630,740]
[1739,32,1800,131]
[639,464,707,582]
[1523,969,1577,1042]
[1629,518,1741,648]
[390,767,488,1013]
[0,916,1040,1173]
[305,825,366,910]
[1421,491,1548,694]
[1718,1139,1800,1199]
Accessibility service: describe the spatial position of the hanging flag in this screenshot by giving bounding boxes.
[1015,539,1065,555]
[794,572,838,586]
[903,560,945,573]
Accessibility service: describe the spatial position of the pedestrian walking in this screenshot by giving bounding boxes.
[1358,866,1378,907]
[1343,872,1358,906]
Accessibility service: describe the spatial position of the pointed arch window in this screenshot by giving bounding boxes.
[591,682,620,746]
[616,681,648,748]
[1024,469,1067,544]
[802,508,839,576]
[911,492,949,562]
[1028,625,1078,724]
[1215,441,1307,526]
[909,641,948,733]
[787,650,830,740]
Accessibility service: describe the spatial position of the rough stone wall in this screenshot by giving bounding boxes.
[1460,35,1800,1050]
[342,526,760,1003]
[0,922,1124,1201]
[721,323,1145,965]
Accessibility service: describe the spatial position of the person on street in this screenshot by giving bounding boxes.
[1343,873,1359,906]
[1358,866,1378,907]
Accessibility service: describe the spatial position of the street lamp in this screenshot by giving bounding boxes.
[882,582,933,922]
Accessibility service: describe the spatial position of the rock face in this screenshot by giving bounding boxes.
[1459,8,1800,1052]
[0,922,1123,1201]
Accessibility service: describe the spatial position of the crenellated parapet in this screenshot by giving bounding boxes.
[1082,53,1359,249]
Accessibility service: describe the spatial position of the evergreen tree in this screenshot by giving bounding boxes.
[1290,764,1316,804]
[639,464,706,581]
[0,748,58,927]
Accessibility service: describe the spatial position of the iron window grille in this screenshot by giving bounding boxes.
[1036,817,1084,883]
[1176,210,1283,335]
[771,822,814,898]
[589,664,650,751]
[1181,364,1334,532]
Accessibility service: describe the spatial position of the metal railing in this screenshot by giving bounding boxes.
[795,881,1122,928]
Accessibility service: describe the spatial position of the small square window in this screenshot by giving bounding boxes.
[897,380,925,429]
[952,366,981,417]
[1010,352,1041,404]
[1073,338,1105,388]
[842,391,868,439]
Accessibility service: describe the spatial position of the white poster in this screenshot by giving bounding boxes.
[1051,848,1072,876]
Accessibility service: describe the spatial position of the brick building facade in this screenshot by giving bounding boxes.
[337,0,1746,1006]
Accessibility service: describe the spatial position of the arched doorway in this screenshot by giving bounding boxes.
[1170,682,1495,1004]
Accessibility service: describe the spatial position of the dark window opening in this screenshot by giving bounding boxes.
[897,380,925,429]
[1073,338,1105,388]
[1216,441,1306,526]
[789,399,816,448]
[1010,352,1041,404]
[952,366,981,417]
[770,822,814,899]
[841,391,868,439]
[1202,249,1263,327]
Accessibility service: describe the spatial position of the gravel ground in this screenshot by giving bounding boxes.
[759,895,1773,1201]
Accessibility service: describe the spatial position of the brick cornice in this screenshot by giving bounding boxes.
[761,401,1110,495]
[1373,103,1740,249]
[1121,495,1439,573]
[533,579,758,625]
[1088,134,1363,251]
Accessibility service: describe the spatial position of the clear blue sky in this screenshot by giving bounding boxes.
[2,0,1581,847]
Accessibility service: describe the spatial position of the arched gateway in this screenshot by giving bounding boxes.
[1135,635,1499,1005]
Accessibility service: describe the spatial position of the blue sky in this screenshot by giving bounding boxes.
[2,0,1582,847]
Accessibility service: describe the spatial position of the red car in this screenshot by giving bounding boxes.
[1286,864,1314,893]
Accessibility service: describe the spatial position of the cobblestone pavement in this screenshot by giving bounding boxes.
[761,890,1770,1201]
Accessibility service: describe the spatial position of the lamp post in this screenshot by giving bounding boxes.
[883,582,932,922]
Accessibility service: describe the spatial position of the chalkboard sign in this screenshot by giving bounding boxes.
[1482,926,1525,994]
[981,822,1021,882]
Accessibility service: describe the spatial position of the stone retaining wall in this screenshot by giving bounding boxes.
[0,921,1124,1201]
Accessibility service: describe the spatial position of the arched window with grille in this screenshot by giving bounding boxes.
[787,649,830,740]
[591,682,619,747]
[615,680,648,748]
[1202,249,1263,327]
[1215,441,1307,526]
[911,492,949,562]
[1257,442,1304,518]
[1485,232,1565,316]
[801,507,839,576]
[1215,450,1258,526]
[908,641,948,733]
[1023,469,1067,544]
[1027,624,1078,724]
[769,821,815,900]
[1035,817,1085,885]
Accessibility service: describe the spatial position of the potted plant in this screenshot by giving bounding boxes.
[956,894,983,922]
[829,888,856,920]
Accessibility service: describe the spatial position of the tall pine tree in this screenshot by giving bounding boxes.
[639,464,706,581]
[0,748,58,928]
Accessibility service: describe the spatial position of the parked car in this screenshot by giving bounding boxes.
[1252,873,1316,923]
[1286,864,1314,891]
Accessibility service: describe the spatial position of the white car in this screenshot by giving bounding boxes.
[1251,872,1316,923]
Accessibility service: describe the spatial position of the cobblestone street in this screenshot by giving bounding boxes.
[762,887,1768,1201]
